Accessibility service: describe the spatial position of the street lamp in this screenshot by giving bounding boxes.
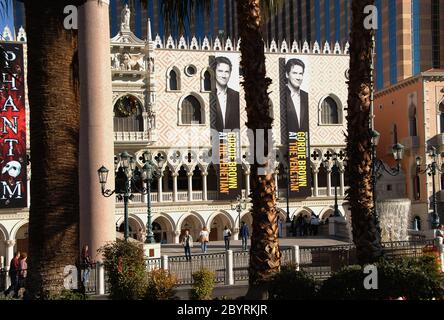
[324,154,341,218]
[141,151,162,244]
[98,151,136,241]
[416,146,443,229]
[231,195,247,232]
[371,129,405,225]
[98,150,162,242]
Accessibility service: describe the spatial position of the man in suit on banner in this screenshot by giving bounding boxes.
[210,56,240,132]
[285,58,309,132]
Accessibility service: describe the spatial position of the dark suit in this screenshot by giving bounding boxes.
[210,87,240,132]
[285,86,309,132]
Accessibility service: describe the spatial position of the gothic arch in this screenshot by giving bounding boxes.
[177,92,206,125]
[207,210,235,230]
[10,219,28,240]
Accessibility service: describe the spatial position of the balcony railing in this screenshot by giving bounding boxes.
[115,187,347,204]
[114,131,151,142]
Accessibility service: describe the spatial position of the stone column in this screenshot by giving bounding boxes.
[5,240,15,270]
[313,169,319,197]
[274,170,279,199]
[327,168,332,197]
[225,250,234,285]
[158,173,163,202]
[245,171,251,197]
[142,181,148,203]
[187,172,193,201]
[172,172,178,202]
[78,0,116,259]
[202,172,208,201]
[340,168,345,196]
[174,230,180,244]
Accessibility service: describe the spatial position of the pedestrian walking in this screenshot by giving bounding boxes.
[240,221,249,251]
[17,252,27,297]
[223,226,231,250]
[4,251,20,296]
[181,230,193,261]
[199,227,210,253]
[81,244,93,291]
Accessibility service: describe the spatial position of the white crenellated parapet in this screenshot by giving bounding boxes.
[154,34,163,48]
[202,36,210,50]
[313,41,321,54]
[166,35,175,49]
[302,41,310,53]
[225,37,233,51]
[178,36,187,49]
[2,24,350,55]
[17,26,27,42]
[190,36,199,50]
[291,40,300,53]
[281,40,288,53]
[269,39,278,53]
[344,41,350,54]
[333,41,341,54]
[323,41,331,54]
[2,26,13,41]
[213,38,222,51]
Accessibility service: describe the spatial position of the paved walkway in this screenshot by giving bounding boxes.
[160,236,350,256]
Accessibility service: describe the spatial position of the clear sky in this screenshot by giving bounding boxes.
[0,0,14,40]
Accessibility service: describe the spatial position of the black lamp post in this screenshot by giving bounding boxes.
[98,150,162,243]
[141,151,162,244]
[231,195,247,232]
[416,146,443,229]
[371,130,405,226]
[325,154,342,218]
[98,151,135,241]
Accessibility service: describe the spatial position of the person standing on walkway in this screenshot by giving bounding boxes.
[239,221,249,251]
[199,227,210,253]
[81,244,93,291]
[223,226,232,250]
[181,230,193,261]
[4,251,20,296]
[17,252,27,297]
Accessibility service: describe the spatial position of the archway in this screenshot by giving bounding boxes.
[208,212,233,241]
[15,223,28,253]
[0,224,6,268]
[319,209,334,236]
[178,213,203,241]
[152,215,174,244]
[118,216,143,241]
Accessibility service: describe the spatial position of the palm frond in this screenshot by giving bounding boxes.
[161,0,210,36]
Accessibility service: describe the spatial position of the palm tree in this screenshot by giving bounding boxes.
[161,0,282,299]
[3,0,84,298]
[345,0,382,265]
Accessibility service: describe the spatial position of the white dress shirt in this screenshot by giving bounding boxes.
[287,84,301,128]
[217,87,228,126]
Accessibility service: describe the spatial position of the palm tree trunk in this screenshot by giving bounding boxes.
[346,0,382,265]
[24,0,81,298]
[237,0,280,299]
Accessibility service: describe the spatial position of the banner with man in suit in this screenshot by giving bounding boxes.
[283,57,312,198]
[210,54,241,200]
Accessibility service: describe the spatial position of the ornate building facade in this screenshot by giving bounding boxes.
[0,15,351,265]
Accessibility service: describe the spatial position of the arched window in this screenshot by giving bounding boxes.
[203,71,212,91]
[413,216,421,231]
[413,174,421,200]
[409,107,417,136]
[169,69,178,90]
[320,96,340,124]
[113,95,143,132]
[181,95,203,124]
[439,101,444,133]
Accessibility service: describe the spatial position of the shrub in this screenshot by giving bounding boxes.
[99,240,147,300]
[267,264,318,300]
[191,268,215,300]
[318,255,444,300]
[144,268,178,300]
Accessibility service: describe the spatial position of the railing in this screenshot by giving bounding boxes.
[114,187,350,204]
[168,252,226,285]
[114,131,151,142]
